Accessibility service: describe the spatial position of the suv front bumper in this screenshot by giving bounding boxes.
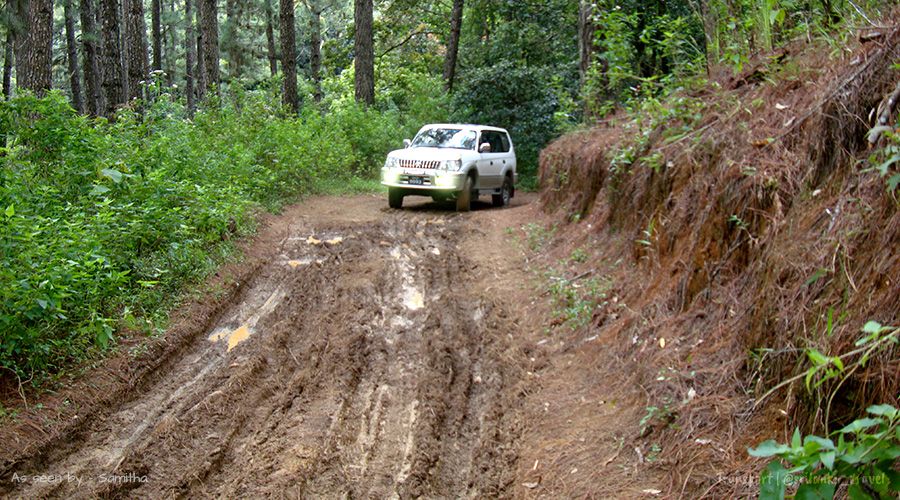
[380,167,466,191]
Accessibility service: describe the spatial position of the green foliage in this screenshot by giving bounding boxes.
[452,61,561,178]
[582,0,894,115]
[636,217,656,247]
[640,402,676,435]
[804,322,899,431]
[460,0,577,72]
[518,223,611,333]
[584,0,705,113]
[606,90,707,194]
[866,121,900,193]
[729,214,750,231]
[318,64,451,177]
[521,223,556,252]
[750,321,900,499]
[0,402,19,422]
[375,64,451,126]
[589,6,638,96]
[749,405,900,500]
[569,247,589,264]
[0,90,410,379]
[546,270,612,331]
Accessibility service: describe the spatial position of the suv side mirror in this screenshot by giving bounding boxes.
[479,142,492,153]
[403,139,411,148]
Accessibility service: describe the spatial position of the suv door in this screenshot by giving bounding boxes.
[477,130,506,189]
[500,131,515,180]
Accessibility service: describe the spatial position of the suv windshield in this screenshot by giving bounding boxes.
[411,128,476,150]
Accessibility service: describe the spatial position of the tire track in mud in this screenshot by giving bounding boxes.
[3,207,523,499]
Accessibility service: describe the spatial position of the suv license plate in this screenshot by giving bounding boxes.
[407,176,424,186]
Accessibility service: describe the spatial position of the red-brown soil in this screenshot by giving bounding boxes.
[532,23,899,499]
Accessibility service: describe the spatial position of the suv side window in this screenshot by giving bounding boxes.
[480,131,508,153]
[500,133,511,153]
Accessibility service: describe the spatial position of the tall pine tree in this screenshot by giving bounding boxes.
[353,0,373,105]
[279,0,297,112]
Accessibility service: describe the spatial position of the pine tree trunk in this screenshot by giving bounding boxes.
[2,30,12,99]
[279,0,297,113]
[185,0,196,111]
[165,0,176,85]
[224,0,244,79]
[196,28,205,94]
[264,0,277,77]
[309,6,321,102]
[233,0,245,79]
[125,0,149,102]
[101,0,126,114]
[442,0,463,92]
[151,0,162,71]
[64,0,85,112]
[353,0,373,106]
[577,0,598,119]
[13,0,54,95]
[198,0,219,95]
[577,0,593,83]
[224,0,234,77]
[633,11,650,78]
[80,0,104,114]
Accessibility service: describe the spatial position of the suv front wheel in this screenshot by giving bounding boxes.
[456,176,474,212]
[388,188,403,209]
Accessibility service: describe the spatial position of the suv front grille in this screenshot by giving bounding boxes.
[398,159,441,170]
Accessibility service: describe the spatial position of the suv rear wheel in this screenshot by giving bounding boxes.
[492,177,513,207]
[456,176,474,212]
[388,188,403,209]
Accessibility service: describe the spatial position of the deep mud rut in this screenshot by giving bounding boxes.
[2,196,532,499]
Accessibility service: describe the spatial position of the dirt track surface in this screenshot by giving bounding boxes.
[1,194,536,498]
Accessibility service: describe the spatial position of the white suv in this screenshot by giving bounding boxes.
[381,124,517,211]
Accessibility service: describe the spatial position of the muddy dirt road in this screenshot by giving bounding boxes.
[1,195,537,498]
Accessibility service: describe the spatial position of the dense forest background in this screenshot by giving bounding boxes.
[0,0,894,378]
[4,0,893,175]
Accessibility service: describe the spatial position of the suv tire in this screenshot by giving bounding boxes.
[492,177,513,207]
[456,176,474,212]
[388,188,403,209]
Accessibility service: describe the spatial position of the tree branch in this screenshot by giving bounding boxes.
[378,29,432,58]
[869,79,900,146]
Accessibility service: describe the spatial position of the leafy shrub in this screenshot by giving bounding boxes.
[0,89,411,380]
[321,64,452,169]
[749,321,900,499]
[749,405,899,500]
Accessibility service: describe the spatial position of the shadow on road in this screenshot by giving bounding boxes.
[391,194,531,214]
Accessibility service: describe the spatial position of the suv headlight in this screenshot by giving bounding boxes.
[384,157,399,169]
[443,159,462,171]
